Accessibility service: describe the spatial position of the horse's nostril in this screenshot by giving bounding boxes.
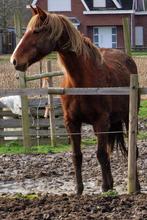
[13,59,17,66]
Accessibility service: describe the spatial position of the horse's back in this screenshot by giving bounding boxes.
[100,48,138,87]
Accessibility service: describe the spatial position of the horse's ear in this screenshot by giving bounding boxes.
[36,6,47,21]
[30,5,38,16]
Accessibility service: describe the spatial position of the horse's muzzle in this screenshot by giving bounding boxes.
[10,57,28,72]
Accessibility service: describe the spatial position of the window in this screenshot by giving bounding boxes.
[135,26,143,46]
[135,0,147,11]
[93,0,106,8]
[93,26,117,48]
[93,27,99,47]
[48,0,71,12]
[112,27,117,48]
[144,0,147,10]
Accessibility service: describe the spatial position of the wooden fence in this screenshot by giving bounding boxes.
[0,97,66,146]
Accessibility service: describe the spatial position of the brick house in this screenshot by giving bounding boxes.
[32,0,147,49]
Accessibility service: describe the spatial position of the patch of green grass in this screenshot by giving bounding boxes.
[30,143,70,154]
[101,190,118,198]
[14,193,39,200]
[82,138,97,146]
[0,141,26,154]
[0,137,98,155]
[138,131,147,140]
[139,100,147,119]
[0,141,71,155]
[132,51,147,56]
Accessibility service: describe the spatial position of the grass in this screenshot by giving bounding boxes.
[138,131,147,140]
[0,138,97,155]
[137,100,147,140]
[14,193,39,200]
[139,100,147,119]
[138,100,147,139]
[132,51,147,56]
[82,138,97,146]
[0,141,71,155]
[101,190,118,198]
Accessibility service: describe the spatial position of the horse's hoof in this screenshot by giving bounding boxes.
[76,184,84,196]
[102,184,113,192]
[136,181,141,193]
[102,178,113,192]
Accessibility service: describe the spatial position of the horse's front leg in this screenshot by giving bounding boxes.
[94,114,113,192]
[65,120,83,195]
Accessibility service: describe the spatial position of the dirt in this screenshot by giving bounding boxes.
[0,138,146,219]
[0,193,146,220]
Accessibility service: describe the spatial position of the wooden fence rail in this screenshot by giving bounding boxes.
[0,87,147,97]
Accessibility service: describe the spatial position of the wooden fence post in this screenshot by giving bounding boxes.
[128,74,139,193]
[19,71,31,148]
[123,17,132,56]
[0,107,4,144]
[39,61,43,88]
[46,61,56,147]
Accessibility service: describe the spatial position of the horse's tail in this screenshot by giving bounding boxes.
[108,121,127,157]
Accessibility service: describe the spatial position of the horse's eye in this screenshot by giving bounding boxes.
[33,29,40,34]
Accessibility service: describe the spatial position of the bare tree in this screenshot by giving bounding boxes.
[0,0,32,29]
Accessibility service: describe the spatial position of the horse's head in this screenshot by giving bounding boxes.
[10,6,61,71]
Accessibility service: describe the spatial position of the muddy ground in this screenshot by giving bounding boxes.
[0,135,147,219]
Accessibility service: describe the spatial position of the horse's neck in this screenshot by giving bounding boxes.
[58,51,85,86]
[58,49,104,87]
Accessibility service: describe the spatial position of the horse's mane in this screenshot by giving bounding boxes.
[27,13,102,62]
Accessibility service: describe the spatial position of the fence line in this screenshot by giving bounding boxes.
[0,130,126,137]
[1,87,147,98]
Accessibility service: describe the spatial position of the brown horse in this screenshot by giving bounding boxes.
[11,6,140,195]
